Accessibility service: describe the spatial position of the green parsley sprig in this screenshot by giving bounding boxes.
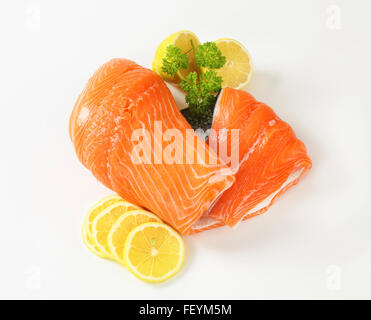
[161,41,226,115]
[161,44,189,77]
[195,42,226,69]
[181,70,222,115]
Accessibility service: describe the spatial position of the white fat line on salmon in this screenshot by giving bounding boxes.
[192,172,235,230]
[77,107,90,126]
[232,168,305,229]
[130,121,240,168]
[235,127,267,174]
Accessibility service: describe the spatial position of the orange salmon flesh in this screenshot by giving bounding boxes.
[69,59,311,235]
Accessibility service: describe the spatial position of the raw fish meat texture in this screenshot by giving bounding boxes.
[207,88,312,227]
[69,58,235,235]
[70,59,311,235]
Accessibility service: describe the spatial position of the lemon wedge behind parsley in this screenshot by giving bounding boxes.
[152,30,200,83]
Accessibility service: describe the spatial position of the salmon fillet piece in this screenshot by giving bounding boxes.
[206,88,312,227]
[69,59,235,235]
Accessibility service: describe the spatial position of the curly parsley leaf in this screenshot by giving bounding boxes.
[180,70,222,115]
[195,42,226,69]
[161,41,225,115]
[200,70,223,96]
[161,45,189,77]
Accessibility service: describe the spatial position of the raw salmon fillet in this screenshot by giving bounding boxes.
[69,58,235,235]
[207,88,312,227]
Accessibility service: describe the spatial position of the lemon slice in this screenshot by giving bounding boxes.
[214,38,253,89]
[81,221,108,258]
[83,194,126,239]
[152,30,200,83]
[107,210,162,266]
[92,202,139,257]
[124,222,185,283]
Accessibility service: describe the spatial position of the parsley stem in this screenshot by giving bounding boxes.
[190,40,201,79]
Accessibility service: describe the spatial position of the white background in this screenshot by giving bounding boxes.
[0,0,370,299]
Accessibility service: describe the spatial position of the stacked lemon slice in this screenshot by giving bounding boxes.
[81,195,185,283]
